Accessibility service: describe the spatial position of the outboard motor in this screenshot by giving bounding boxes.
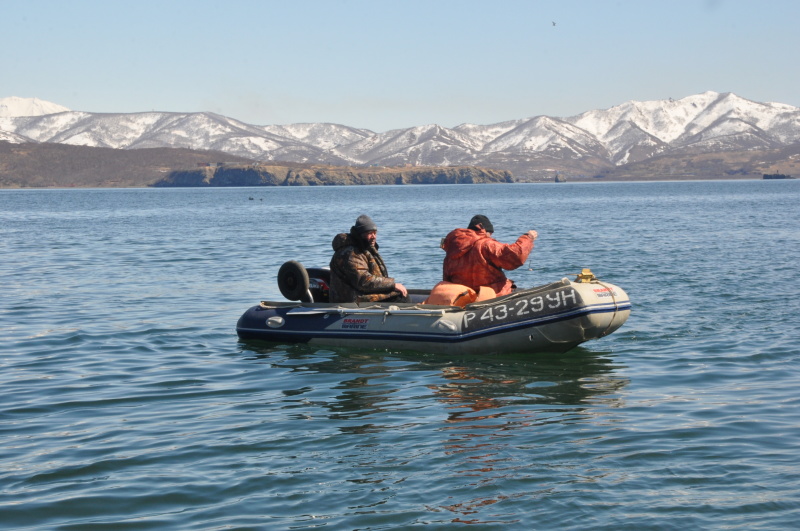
[277,261,330,302]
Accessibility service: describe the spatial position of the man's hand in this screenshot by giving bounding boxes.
[395,282,408,297]
[527,230,538,240]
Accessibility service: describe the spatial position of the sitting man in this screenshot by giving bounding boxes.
[441,214,537,298]
[329,214,409,303]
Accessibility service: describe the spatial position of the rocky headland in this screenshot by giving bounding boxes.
[152,164,513,187]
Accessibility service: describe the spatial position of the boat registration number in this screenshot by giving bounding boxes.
[463,288,579,331]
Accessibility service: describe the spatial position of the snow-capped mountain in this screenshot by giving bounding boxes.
[333,124,485,167]
[0,96,70,117]
[1,92,798,177]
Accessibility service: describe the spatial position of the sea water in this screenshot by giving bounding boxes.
[1,181,798,529]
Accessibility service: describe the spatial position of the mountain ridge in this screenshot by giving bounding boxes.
[1,92,799,181]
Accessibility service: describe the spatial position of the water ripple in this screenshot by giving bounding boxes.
[2,183,799,529]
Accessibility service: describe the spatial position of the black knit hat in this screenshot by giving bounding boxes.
[352,214,378,234]
[468,214,494,233]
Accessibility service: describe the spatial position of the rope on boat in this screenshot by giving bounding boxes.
[593,279,620,337]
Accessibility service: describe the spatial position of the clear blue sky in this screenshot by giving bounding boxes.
[2,0,798,132]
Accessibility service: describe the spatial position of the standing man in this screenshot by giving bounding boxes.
[329,214,409,303]
[442,214,537,297]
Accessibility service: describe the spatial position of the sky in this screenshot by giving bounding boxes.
[2,0,799,132]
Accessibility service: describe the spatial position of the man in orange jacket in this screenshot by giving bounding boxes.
[442,214,538,296]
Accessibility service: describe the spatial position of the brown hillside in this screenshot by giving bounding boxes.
[0,141,256,188]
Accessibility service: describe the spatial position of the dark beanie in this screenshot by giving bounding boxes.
[468,214,494,233]
[352,214,378,234]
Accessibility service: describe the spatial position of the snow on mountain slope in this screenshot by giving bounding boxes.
[563,91,800,161]
[262,123,373,151]
[453,120,523,148]
[0,112,92,144]
[566,92,725,144]
[600,120,667,165]
[333,124,483,166]
[766,112,800,144]
[1,93,799,171]
[0,129,33,143]
[481,116,603,155]
[0,96,70,117]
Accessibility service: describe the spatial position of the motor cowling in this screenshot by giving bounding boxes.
[277,261,330,302]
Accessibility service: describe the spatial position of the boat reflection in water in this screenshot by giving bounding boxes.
[241,342,628,525]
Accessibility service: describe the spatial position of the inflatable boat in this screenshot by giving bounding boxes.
[236,262,631,355]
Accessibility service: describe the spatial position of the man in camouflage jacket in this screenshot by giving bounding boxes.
[329,215,409,303]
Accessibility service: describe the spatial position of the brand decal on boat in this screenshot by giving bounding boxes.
[463,288,579,331]
[340,317,370,330]
[593,287,618,298]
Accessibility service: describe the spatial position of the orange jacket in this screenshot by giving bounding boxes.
[442,228,534,295]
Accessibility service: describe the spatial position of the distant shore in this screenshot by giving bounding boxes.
[0,140,795,188]
[151,164,513,187]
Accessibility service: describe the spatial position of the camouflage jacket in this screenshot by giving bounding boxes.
[329,232,401,303]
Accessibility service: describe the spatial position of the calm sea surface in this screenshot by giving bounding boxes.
[1,181,799,530]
